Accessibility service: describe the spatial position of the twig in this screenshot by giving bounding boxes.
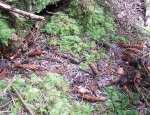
[0,111,12,114]
[0,1,45,20]
[8,90,15,104]
[0,100,12,109]
[12,86,34,115]
[46,11,66,15]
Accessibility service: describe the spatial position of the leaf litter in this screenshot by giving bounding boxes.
[0,0,150,114]
[1,27,150,114]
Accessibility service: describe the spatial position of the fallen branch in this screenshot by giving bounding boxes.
[0,1,45,21]
[12,86,34,115]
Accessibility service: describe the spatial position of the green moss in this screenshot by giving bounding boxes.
[44,7,113,63]
[0,73,94,114]
[0,18,15,46]
[66,0,117,41]
[32,0,61,13]
[0,80,7,91]
[44,14,81,36]
[105,86,139,115]
[44,0,127,63]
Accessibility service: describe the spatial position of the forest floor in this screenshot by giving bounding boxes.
[0,0,150,115]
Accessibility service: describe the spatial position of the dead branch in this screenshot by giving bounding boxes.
[0,1,45,21]
[12,86,34,115]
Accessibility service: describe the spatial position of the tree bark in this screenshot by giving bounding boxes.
[0,1,45,21]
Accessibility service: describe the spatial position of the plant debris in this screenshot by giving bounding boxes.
[89,62,99,75]
[10,48,22,60]
[12,63,40,71]
[71,87,90,94]
[0,69,7,78]
[81,95,107,102]
[117,67,124,75]
[27,50,46,57]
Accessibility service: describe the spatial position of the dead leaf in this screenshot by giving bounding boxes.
[117,67,124,75]
[12,63,39,71]
[10,48,22,60]
[89,62,99,75]
[71,87,90,94]
[81,95,107,102]
[123,85,131,94]
[25,28,37,41]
